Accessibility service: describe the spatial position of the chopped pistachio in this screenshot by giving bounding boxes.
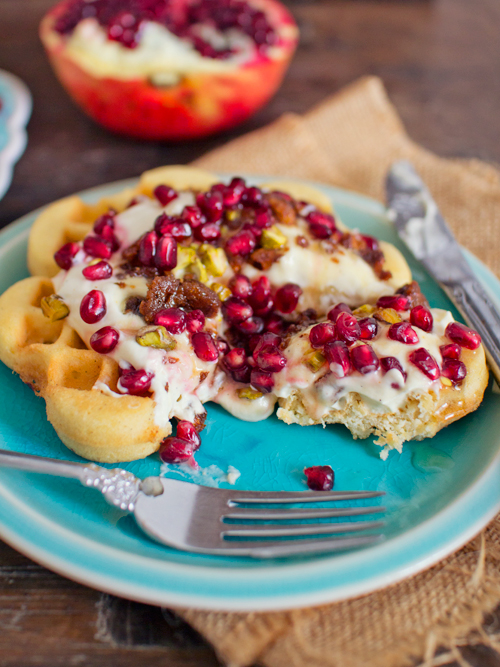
[136,325,177,350]
[237,387,263,400]
[353,304,376,317]
[225,209,240,223]
[304,350,327,373]
[441,377,453,387]
[375,307,402,324]
[211,282,232,302]
[175,247,197,273]
[261,225,288,250]
[187,257,209,284]
[40,295,69,322]
[199,244,228,277]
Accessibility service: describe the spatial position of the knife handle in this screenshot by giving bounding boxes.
[443,279,500,384]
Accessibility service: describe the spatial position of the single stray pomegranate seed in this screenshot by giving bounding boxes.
[336,312,361,345]
[83,235,113,260]
[388,322,419,345]
[54,242,80,270]
[445,322,481,350]
[154,234,177,270]
[159,437,193,464]
[359,317,378,340]
[324,341,352,378]
[409,348,440,380]
[274,283,302,314]
[192,332,219,361]
[250,368,274,393]
[185,309,205,333]
[80,290,106,324]
[304,465,334,491]
[327,303,352,322]
[154,308,186,334]
[154,184,178,206]
[441,358,467,383]
[350,344,380,374]
[410,305,433,332]
[118,369,153,395]
[90,326,119,354]
[376,295,410,311]
[309,322,336,349]
[380,356,407,381]
[440,343,461,360]
[176,421,201,450]
[82,260,112,281]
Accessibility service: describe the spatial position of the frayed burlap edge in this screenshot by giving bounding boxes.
[186,77,500,667]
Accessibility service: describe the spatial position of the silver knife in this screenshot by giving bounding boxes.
[386,160,500,383]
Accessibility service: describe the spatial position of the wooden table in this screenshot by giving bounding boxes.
[1,0,500,665]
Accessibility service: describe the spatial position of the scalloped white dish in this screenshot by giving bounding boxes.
[0,70,32,201]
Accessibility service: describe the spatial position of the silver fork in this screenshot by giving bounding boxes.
[0,449,385,558]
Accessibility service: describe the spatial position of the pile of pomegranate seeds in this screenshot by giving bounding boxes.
[159,420,201,464]
[54,0,280,58]
[304,465,334,491]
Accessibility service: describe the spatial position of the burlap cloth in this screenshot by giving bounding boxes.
[176,77,500,667]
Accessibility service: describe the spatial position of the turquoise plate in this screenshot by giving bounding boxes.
[1,177,499,611]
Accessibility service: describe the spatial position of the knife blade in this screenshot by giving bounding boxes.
[386,159,500,383]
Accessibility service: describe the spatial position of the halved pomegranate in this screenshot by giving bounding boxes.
[40,0,298,140]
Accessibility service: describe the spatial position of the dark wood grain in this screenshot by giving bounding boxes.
[1,0,500,665]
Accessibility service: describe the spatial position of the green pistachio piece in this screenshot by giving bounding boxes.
[210,282,232,302]
[136,325,177,350]
[261,225,288,250]
[199,244,228,277]
[40,295,69,322]
[237,387,264,400]
[304,350,327,373]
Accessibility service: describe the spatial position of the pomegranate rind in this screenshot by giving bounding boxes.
[39,0,299,140]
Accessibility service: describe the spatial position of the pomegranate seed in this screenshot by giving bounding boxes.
[83,235,113,260]
[445,322,481,350]
[230,274,252,299]
[96,223,119,251]
[235,316,264,335]
[388,322,419,345]
[376,295,410,311]
[192,332,218,361]
[119,369,153,395]
[232,365,252,383]
[361,235,379,251]
[304,465,334,491]
[154,308,186,334]
[185,309,205,333]
[410,306,433,332]
[250,368,274,393]
[226,230,256,256]
[54,242,79,270]
[222,297,253,323]
[154,184,178,206]
[249,276,271,309]
[241,186,263,206]
[359,317,378,340]
[380,356,407,381]
[80,290,106,324]
[155,213,192,240]
[197,191,223,222]
[155,234,177,270]
[194,222,221,243]
[254,207,273,229]
[327,303,352,322]
[309,323,336,349]
[224,348,248,370]
[336,312,361,345]
[274,283,302,314]
[176,421,201,450]
[306,210,337,239]
[350,344,380,374]
[159,437,193,464]
[216,338,229,355]
[440,343,461,360]
[252,332,280,357]
[138,231,158,266]
[82,260,112,281]
[265,313,286,334]
[229,176,246,191]
[93,212,115,235]
[253,295,273,317]
[182,206,205,228]
[441,358,467,383]
[221,183,244,206]
[409,348,440,380]
[90,326,119,354]
[255,346,286,372]
[324,341,352,378]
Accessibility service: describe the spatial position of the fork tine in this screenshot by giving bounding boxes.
[228,490,384,504]
[222,519,384,538]
[224,506,386,521]
[217,534,384,558]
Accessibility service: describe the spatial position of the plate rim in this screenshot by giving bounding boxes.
[0,174,499,611]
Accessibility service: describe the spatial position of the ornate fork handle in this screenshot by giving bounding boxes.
[0,449,142,511]
[443,278,500,383]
